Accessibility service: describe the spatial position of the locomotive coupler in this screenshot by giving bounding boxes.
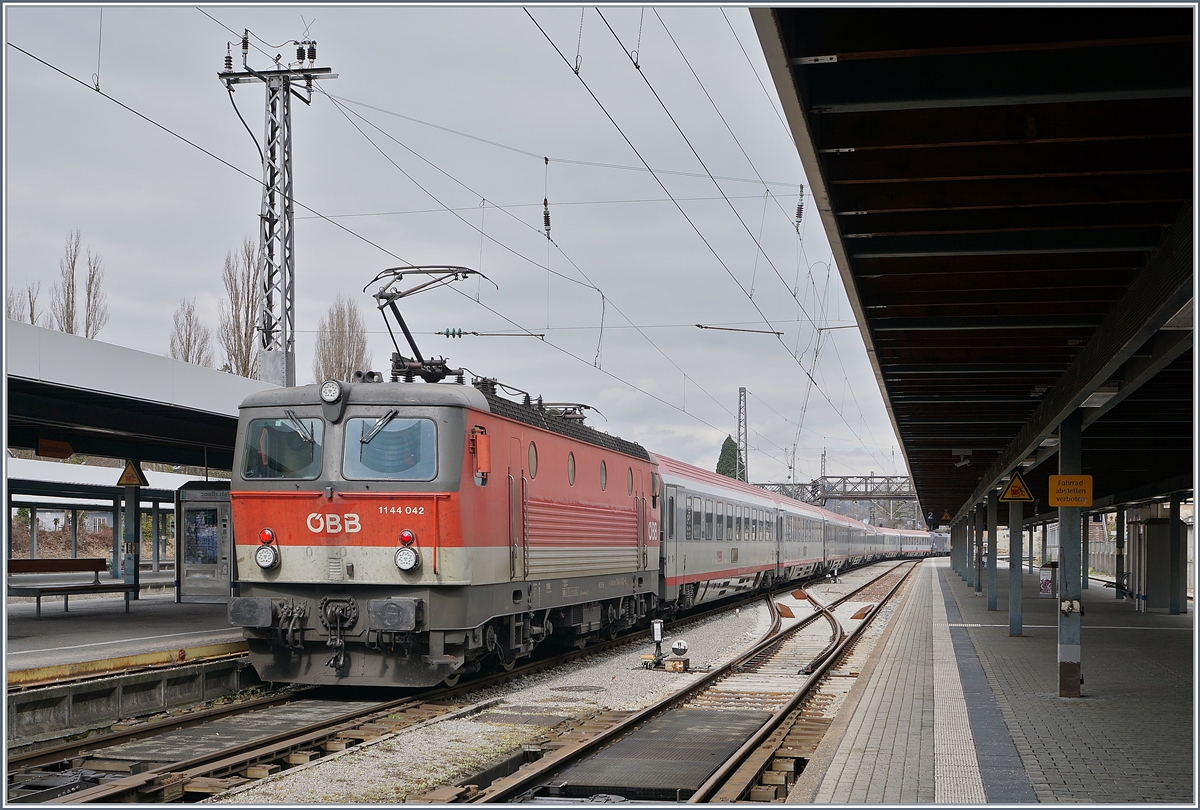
[319,596,359,672]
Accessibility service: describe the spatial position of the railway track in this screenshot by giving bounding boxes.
[459,560,918,803]
[6,575,810,804]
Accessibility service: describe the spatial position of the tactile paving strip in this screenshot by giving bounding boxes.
[931,570,987,803]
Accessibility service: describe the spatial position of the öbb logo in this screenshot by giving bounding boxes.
[307,513,362,534]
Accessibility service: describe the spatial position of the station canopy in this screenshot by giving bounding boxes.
[754,7,1193,520]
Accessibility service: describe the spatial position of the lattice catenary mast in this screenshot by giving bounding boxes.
[736,386,748,482]
[219,32,336,386]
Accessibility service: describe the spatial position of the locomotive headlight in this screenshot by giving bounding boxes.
[394,546,419,571]
[254,543,280,570]
[320,379,342,403]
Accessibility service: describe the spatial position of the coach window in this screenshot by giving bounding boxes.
[727,507,733,539]
[752,511,758,541]
[705,499,714,540]
[567,452,575,485]
[627,467,634,495]
[734,505,741,541]
[692,497,703,540]
[716,502,724,541]
[685,496,692,539]
[528,442,538,479]
[600,460,607,490]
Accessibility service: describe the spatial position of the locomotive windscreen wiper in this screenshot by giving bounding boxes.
[360,410,398,445]
[284,410,315,444]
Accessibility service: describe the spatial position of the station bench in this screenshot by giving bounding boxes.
[7,558,137,618]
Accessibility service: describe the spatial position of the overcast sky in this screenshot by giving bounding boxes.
[4,4,904,483]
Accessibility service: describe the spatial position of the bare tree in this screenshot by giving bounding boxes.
[169,298,215,367]
[7,286,24,321]
[50,230,81,334]
[312,294,372,383]
[16,280,44,326]
[218,237,260,377]
[83,248,109,338]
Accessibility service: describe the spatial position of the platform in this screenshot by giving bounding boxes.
[6,585,242,680]
[791,557,1193,804]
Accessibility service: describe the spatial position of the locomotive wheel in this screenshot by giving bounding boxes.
[443,672,461,687]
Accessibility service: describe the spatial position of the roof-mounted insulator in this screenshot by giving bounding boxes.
[543,199,551,239]
[308,41,317,62]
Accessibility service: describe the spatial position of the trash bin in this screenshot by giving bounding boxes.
[1039,562,1058,599]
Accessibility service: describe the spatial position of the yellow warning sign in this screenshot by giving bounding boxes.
[999,470,1035,502]
[941,511,952,522]
[117,460,149,487]
[1048,474,1092,507]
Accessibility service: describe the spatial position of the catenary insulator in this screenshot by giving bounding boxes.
[308,42,317,62]
[297,43,306,62]
[242,31,249,56]
[543,199,551,237]
[225,44,233,71]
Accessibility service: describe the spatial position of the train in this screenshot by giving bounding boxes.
[226,374,937,688]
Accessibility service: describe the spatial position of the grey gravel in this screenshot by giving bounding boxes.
[212,603,768,804]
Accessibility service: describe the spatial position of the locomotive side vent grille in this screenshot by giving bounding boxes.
[327,558,344,581]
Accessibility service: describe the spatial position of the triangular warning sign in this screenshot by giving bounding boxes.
[117,460,149,487]
[999,470,1034,502]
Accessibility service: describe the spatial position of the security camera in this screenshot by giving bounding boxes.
[954,457,972,467]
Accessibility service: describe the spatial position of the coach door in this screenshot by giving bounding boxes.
[663,486,680,592]
[508,438,527,580]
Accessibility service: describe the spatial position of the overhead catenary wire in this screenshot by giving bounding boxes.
[527,9,889,471]
[38,10,879,477]
[5,40,416,271]
[195,6,746,429]
[8,25,752,461]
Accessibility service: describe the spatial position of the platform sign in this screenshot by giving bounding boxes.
[1048,474,1092,507]
[999,471,1035,502]
[117,459,149,487]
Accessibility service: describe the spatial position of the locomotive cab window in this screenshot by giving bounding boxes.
[243,415,325,479]
[342,416,437,480]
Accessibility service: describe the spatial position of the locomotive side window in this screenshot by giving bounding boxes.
[528,442,538,479]
[567,452,576,485]
[243,416,324,480]
[627,467,633,495]
[342,417,437,480]
[668,495,675,539]
[600,460,607,490]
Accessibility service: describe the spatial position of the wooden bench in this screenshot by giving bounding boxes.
[7,558,138,618]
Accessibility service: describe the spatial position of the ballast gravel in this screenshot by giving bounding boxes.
[211,603,770,804]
